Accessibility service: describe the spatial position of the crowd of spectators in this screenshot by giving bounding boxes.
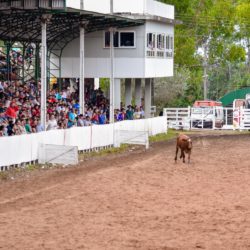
[0,80,145,137]
[0,44,34,81]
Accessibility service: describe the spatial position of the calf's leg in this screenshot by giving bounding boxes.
[188,151,191,164]
[175,146,179,162]
[182,150,185,163]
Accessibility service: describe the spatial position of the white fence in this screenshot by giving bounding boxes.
[38,144,78,165]
[115,130,149,149]
[163,107,250,131]
[0,117,167,169]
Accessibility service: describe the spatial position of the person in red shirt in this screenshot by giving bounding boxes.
[5,102,18,121]
[91,109,99,124]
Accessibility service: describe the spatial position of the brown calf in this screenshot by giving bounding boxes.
[174,134,192,164]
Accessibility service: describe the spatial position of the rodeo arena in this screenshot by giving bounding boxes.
[0,0,250,249]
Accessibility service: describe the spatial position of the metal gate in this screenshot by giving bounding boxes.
[163,107,250,131]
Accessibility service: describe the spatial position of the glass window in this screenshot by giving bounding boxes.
[147,33,155,49]
[120,32,135,47]
[170,36,174,50]
[166,35,170,50]
[104,31,119,48]
[157,34,164,50]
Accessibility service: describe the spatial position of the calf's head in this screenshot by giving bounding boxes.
[187,138,192,150]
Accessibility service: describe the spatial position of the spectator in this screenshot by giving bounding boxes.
[77,114,85,127]
[0,79,145,137]
[99,110,107,125]
[133,107,142,119]
[140,106,145,118]
[116,108,126,121]
[0,125,5,136]
[67,108,77,128]
[0,109,7,123]
[47,114,58,130]
[36,119,44,132]
[91,109,99,124]
[7,120,15,136]
[85,116,92,126]
[25,119,32,134]
[126,105,134,120]
[15,119,26,135]
[5,102,18,121]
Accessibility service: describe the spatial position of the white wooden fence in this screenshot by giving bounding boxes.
[0,116,167,170]
[163,107,250,131]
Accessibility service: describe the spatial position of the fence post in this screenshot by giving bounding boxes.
[239,106,243,131]
[212,106,216,130]
[176,109,178,128]
[225,108,228,127]
[188,106,191,130]
[201,108,204,129]
[166,112,168,131]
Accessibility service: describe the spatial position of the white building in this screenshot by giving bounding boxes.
[51,0,175,118]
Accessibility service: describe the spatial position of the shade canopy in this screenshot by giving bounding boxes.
[0,5,143,49]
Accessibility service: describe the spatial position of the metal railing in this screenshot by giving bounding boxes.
[163,107,250,131]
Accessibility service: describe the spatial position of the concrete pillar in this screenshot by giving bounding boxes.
[109,27,115,123]
[125,78,132,107]
[151,78,155,105]
[79,23,86,115]
[114,78,121,110]
[41,18,47,130]
[94,78,100,90]
[145,78,152,118]
[135,78,142,107]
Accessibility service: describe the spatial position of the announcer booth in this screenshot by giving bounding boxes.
[0,0,143,128]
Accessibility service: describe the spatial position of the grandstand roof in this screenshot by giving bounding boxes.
[0,6,143,49]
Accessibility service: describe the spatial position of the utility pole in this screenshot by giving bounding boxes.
[110,0,113,14]
[203,43,208,100]
[80,0,84,10]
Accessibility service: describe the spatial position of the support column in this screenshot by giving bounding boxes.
[109,27,115,123]
[135,79,142,107]
[58,51,62,92]
[114,79,121,110]
[80,0,84,9]
[94,78,100,90]
[22,43,26,84]
[35,43,40,86]
[151,78,155,106]
[145,78,152,118]
[125,78,132,107]
[5,42,11,82]
[41,18,48,130]
[79,23,85,115]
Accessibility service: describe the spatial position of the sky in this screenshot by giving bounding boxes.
[66,0,81,9]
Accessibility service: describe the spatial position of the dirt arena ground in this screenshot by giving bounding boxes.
[1,133,250,250]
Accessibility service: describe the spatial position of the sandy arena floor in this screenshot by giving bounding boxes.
[0,134,250,250]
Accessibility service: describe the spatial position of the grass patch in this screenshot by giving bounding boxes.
[79,144,129,159]
[26,164,40,171]
[0,171,8,180]
[149,129,194,143]
[149,129,177,143]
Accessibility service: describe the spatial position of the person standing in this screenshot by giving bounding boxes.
[126,105,134,120]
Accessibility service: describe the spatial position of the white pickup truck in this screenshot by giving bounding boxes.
[190,106,224,128]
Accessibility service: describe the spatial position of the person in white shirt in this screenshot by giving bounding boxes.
[46,114,58,130]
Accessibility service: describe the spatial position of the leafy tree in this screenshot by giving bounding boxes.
[158,0,249,106]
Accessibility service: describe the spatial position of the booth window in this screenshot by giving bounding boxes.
[166,35,170,50]
[157,34,165,50]
[147,33,156,49]
[166,35,173,58]
[120,32,135,47]
[170,36,174,50]
[104,31,119,48]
